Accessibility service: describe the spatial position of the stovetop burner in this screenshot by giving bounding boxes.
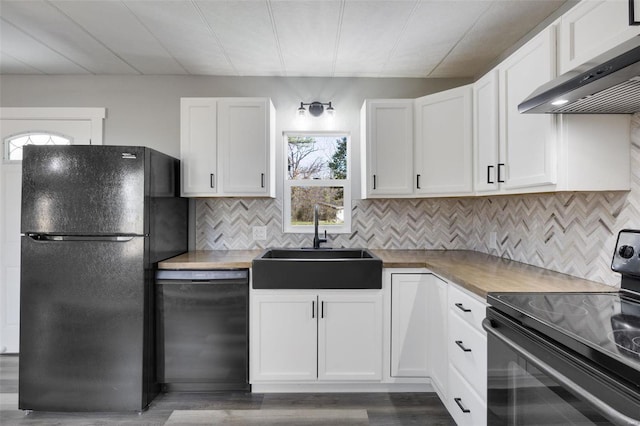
[527,299,589,317]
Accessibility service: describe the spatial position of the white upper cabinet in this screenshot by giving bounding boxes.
[558,0,640,75]
[180,97,275,197]
[473,69,500,194]
[180,98,218,196]
[498,26,558,191]
[218,99,274,196]
[415,85,473,196]
[361,100,414,198]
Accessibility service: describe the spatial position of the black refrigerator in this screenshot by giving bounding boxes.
[19,145,188,412]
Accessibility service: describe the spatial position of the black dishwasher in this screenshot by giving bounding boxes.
[156,269,249,391]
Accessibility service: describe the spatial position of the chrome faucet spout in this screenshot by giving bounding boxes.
[313,204,327,249]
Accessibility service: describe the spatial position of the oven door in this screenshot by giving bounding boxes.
[484,309,640,426]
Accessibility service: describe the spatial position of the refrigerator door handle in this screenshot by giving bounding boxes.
[26,234,136,242]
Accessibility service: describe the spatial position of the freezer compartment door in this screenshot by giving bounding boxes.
[19,235,152,412]
[21,145,146,235]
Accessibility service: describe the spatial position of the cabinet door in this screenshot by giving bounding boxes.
[429,275,448,398]
[473,70,500,193]
[318,292,383,381]
[361,100,414,197]
[180,98,217,196]
[558,0,640,74]
[218,98,271,196]
[250,293,317,381]
[499,27,557,190]
[390,274,430,378]
[414,85,473,196]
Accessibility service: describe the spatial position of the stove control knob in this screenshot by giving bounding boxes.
[618,245,635,259]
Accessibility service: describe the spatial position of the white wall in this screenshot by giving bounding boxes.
[0,75,468,196]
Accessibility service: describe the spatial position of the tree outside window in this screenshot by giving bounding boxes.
[284,134,350,233]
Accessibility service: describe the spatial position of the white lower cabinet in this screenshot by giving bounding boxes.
[447,283,488,426]
[428,275,449,398]
[318,293,383,381]
[449,366,487,426]
[390,274,431,378]
[388,272,448,396]
[250,294,317,381]
[250,290,382,383]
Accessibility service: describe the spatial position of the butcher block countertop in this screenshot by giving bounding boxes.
[158,249,615,299]
[158,250,263,270]
[370,249,614,298]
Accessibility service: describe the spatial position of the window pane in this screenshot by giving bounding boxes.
[5,133,72,161]
[287,136,347,180]
[290,186,345,226]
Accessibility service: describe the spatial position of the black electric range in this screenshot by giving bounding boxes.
[488,291,640,389]
[485,229,640,424]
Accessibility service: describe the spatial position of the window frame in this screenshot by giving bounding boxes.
[283,131,352,234]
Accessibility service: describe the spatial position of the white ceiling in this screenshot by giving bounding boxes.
[0,0,567,78]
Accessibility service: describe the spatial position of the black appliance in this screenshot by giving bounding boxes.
[518,34,640,114]
[19,145,188,412]
[485,229,640,425]
[156,269,249,391]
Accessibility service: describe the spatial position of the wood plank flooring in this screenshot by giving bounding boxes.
[0,355,454,425]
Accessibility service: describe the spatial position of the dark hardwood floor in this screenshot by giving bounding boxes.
[0,355,454,425]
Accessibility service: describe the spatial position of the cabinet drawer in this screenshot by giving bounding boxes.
[449,366,486,426]
[448,311,487,399]
[448,283,486,334]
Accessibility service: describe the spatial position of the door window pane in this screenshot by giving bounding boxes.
[5,133,72,161]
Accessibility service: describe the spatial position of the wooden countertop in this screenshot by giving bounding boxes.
[158,249,616,299]
[158,250,263,269]
[371,249,615,298]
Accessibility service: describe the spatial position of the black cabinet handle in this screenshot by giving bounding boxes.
[454,398,471,413]
[373,174,377,190]
[210,173,215,188]
[630,0,639,25]
[455,303,471,313]
[321,301,325,319]
[487,165,494,184]
[497,163,505,183]
[261,173,265,188]
[312,301,315,319]
[455,340,472,352]
[416,174,421,189]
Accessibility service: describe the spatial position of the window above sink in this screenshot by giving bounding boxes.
[283,132,351,234]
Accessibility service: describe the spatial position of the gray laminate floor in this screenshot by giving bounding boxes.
[0,355,454,425]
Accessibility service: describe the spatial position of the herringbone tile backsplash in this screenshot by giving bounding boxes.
[196,114,640,287]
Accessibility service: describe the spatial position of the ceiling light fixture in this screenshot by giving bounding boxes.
[297,101,335,117]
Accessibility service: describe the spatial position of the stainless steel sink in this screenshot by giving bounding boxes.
[252,248,382,289]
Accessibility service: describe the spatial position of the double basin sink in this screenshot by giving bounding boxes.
[252,248,382,289]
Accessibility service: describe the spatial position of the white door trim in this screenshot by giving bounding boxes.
[0,108,106,145]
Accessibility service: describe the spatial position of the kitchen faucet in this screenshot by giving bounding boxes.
[313,204,327,249]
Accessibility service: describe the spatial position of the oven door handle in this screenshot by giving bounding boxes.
[482,318,639,426]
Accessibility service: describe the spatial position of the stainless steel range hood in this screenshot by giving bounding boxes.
[518,37,640,114]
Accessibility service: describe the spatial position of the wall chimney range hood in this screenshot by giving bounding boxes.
[518,37,640,114]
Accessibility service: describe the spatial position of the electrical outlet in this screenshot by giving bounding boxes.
[489,231,497,250]
[253,226,267,241]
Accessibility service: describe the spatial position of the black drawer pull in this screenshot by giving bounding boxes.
[455,303,471,313]
[373,174,377,190]
[261,173,265,188]
[487,165,494,184]
[210,173,215,188]
[455,340,472,352]
[416,174,421,189]
[454,398,471,413]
